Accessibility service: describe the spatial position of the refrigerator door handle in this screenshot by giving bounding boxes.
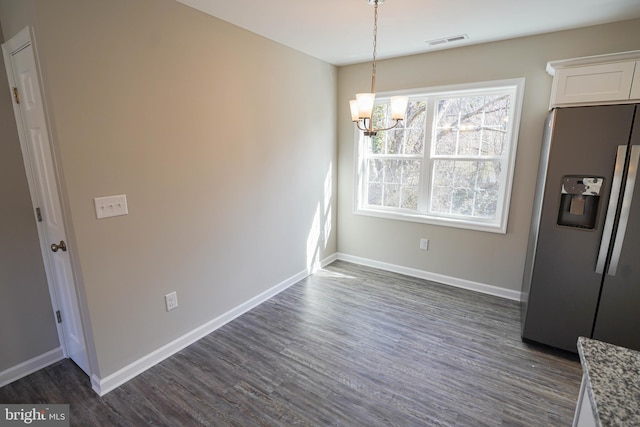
[607,145,640,276]
[595,145,628,274]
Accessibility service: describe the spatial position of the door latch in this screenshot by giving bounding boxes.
[12,87,19,104]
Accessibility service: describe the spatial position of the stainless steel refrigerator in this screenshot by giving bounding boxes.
[521,104,640,353]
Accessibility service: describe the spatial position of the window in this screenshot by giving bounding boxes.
[354,79,524,233]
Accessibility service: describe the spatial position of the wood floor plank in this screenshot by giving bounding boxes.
[0,261,582,426]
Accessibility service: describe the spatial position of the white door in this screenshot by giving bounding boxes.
[2,27,90,375]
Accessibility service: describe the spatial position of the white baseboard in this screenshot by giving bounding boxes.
[335,253,521,301]
[92,254,336,396]
[0,347,64,388]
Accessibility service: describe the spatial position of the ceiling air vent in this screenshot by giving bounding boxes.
[426,34,469,47]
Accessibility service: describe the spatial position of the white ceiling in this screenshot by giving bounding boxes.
[176,0,640,66]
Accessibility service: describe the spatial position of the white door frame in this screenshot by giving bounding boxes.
[2,26,92,377]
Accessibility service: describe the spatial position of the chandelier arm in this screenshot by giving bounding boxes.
[356,117,374,134]
[355,117,404,137]
[373,119,403,133]
[354,121,369,132]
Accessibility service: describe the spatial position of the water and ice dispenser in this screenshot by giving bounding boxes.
[557,176,603,229]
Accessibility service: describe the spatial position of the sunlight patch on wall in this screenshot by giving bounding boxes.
[306,163,334,272]
[306,203,321,273]
[323,165,333,249]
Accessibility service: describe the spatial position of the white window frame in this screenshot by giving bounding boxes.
[353,78,525,234]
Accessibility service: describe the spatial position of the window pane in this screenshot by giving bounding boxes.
[383,160,402,184]
[430,186,452,214]
[459,96,485,128]
[372,104,388,130]
[402,160,422,186]
[368,183,382,205]
[474,190,498,218]
[451,188,474,216]
[387,129,403,154]
[435,98,464,155]
[432,160,454,186]
[452,160,477,188]
[436,98,461,128]
[458,129,481,156]
[483,95,510,127]
[401,185,419,210]
[481,129,505,156]
[481,94,510,156]
[404,128,425,155]
[434,129,456,155]
[383,183,400,207]
[430,159,501,219]
[406,100,427,126]
[365,159,421,209]
[368,159,384,183]
[369,133,385,155]
[477,161,501,190]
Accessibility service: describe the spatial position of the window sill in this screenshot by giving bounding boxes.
[354,207,507,234]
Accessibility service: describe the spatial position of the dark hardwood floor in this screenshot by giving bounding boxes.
[1,261,582,426]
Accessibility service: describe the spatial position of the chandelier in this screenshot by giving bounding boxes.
[350,0,408,137]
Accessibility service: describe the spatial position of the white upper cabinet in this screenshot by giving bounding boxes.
[553,62,635,105]
[547,51,640,109]
[631,62,640,100]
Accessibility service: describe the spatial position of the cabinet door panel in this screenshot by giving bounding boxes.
[553,62,635,106]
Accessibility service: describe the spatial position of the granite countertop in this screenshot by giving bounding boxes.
[577,337,640,426]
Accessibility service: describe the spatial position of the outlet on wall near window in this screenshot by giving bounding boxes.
[165,291,178,311]
[420,238,429,250]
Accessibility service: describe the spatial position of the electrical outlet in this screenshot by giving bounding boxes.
[420,238,429,250]
[165,291,178,311]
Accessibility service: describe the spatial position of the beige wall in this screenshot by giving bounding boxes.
[1,0,337,378]
[0,19,60,372]
[337,19,640,292]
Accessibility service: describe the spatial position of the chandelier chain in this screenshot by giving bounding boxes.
[371,0,378,94]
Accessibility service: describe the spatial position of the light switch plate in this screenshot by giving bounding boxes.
[94,194,128,219]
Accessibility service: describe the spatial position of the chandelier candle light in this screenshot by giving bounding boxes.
[350,0,408,137]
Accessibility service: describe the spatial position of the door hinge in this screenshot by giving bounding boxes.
[56,310,62,323]
[12,87,20,104]
[35,207,43,222]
